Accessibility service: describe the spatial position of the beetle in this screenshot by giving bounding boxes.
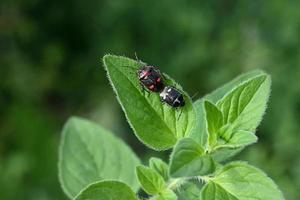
[137,65,165,92]
[159,86,185,108]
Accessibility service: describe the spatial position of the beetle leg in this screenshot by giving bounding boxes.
[139,82,150,96]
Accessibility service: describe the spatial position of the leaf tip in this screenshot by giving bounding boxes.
[102,54,114,67]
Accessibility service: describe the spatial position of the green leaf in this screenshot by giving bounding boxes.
[201,182,238,200]
[59,117,140,198]
[190,70,270,162]
[74,181,138,200]
[189,99,207,147]
[103,55,196,150]
[210,148,243,163]
[156,189,177,200]
[176,181,202,200]
[190,70,266,147]
[169,138,215,178]
[206,70,266,103]
[136,165,166,195]
[204,101,223,146]
[216,129,258,149]
[216,74,270,131]
[149,157,169,181]
[204,101,257,150]
[200,162,285,200]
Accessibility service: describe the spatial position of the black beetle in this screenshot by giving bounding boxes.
[160,86,185,108]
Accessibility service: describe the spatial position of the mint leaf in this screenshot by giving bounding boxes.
[191,71,271,162]
[149,157,169,181]
[216,74,270,131]
[204,101,223,146]
[211,148,243,163]
[206,70,266,103]
[204,101,257,150]
[190,70,266,147]
[189,99,207,147]
[156,189,177,200]
[200,162,285,200]
[176,181,202,200]
[205,74,270,151]
[201,182,238,200]
[169,138,215,178]
[216,129,258,149]
[74,181,138,200]
[59,117,140,198]
[136,165,166,195]
[103,55,196,150]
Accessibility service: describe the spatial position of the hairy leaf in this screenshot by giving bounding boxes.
[103,55,196,150]
[200,162,284,200]
[176,181,202,200]
[59,117,140,198]
[149,157,169,181]
[190,70,270,162]
[136,165,166,195]
[74,181,138,200]
[189,99,207,147]
[156,189,177,200]
[190,70,266,147]
[216,129,258,149]
[201,182,238,200]
[204,101,223,146]
[169,138,215,178]
[216,75,270,131]
[206,70,266,103]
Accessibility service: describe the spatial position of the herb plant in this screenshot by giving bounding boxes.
[58,55,284,200]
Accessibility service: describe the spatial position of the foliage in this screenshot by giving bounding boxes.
[74,181,138,200]
[57,55,284,199]
[200,162,284,200]
[103,55,195,150]
[1,1,300,199]
[58,117,140,198]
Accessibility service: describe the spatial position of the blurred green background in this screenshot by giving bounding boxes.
[1,0,300,199]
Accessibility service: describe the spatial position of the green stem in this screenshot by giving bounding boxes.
[167,178,183,190]
[147,176,211,200]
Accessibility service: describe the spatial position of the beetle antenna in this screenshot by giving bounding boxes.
[134,52,147,65]
[134,52,140,62]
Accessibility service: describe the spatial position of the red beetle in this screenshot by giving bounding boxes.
[137,66,165,92]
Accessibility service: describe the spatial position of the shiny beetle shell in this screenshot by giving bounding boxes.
[137,66,165,92]
[160,86,185,108]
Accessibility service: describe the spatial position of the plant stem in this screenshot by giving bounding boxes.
[167,178,182,190]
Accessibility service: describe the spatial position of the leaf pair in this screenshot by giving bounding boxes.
[167,73,271,178]
[169,138,215,178]
[204,100,258,150]
[136,163,177,200]
[59,117,140,199]
[204,75,270,151]
[203,74,270,153]
[200,162,284,200]
[185,70,271,163]
[58,55,285,200]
